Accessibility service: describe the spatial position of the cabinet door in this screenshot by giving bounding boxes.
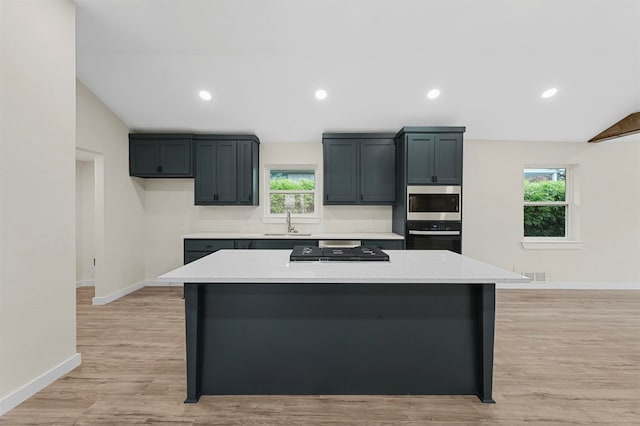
[361,239,404,250]
[360,139,395,203]
[433,134,462,185]
[215,141,238,203]
[184,239,235,252]
[407,134,436,184]
[236,140,256,205]
[194,141,217,204]
[160,139,193,176]
[130,140,160,176]
[234,240,254,249]
[252,239,318,249]
[324,140,358,204]
[184,251,212,264]
[183,239,235,264]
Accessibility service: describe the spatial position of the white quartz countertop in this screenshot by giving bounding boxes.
[182,232,404,240]
[158,250,529,284]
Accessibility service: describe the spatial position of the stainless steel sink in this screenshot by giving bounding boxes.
[263,233,312,237]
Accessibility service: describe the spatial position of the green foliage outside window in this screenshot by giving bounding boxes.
[269,177,315,214]
[270,177,315,191]
[523,180,566,237]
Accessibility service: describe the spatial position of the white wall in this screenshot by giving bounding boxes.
[76,81,146,299]
[76,160,95,282]
[463,137,640,283]
[0,0,77,409]
[144,142,392,278]
[144,137,639,285]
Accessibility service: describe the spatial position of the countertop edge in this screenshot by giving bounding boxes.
[182,232,405,240]
[156,278,529,284]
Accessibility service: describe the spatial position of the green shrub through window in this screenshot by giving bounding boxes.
[269,170,315,214]
[523,168,567,237]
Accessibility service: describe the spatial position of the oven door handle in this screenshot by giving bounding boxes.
[408,230,461,236]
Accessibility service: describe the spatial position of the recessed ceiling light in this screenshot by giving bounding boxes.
[198,90,212,101]
[427,89,440,100]
[315,89,328,100]
[541,88,557,99]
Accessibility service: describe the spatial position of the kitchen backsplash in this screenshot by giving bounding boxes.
[143,178,393,235]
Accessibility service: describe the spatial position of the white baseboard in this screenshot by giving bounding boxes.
[75,279,95,288]
[497,281,640,290]
[0,353,81,416]
[144,280,184,287]
[92,281,146,305]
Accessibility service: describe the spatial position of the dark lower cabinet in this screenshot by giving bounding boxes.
[234,240,254,249]
[361,239,404,250]
[183,238,400,264]
[251,239,318,249]
[184,251,215,264]
[183,239,235,264]
[129,134,193,178]
[323,133,396,205]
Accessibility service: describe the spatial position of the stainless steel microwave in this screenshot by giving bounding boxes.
[407,186,461,221]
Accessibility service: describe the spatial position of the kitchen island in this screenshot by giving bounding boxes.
[157,250,528,403]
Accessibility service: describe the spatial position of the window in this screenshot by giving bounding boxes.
[524,167,568,237]
[267,168,316,216]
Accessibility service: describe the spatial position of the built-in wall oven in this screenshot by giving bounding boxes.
[406,221,462,254]
[407,186,461,221]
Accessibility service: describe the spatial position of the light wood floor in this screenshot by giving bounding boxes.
[1,287,638,425]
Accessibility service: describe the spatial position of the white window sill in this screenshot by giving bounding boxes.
[262,216,321,224]
[521,240,583,250]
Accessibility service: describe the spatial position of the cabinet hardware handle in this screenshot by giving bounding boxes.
[157,165,163,173]
[360,194,363,200]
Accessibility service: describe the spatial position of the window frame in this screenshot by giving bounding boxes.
[521,164,582,250]
[262,165,321,223]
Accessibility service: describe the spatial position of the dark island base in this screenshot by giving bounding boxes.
[184,282,496,403]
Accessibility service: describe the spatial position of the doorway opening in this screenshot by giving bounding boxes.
[75,148,104,302]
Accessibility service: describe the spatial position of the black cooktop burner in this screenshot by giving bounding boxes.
[289,246,390,262]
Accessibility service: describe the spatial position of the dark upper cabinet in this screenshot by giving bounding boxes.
[194,135,259,206]
[399,127,464,185]
[129,134,193,178]
[324,139,359,203]
[406,134,435,184]
[433,134,463,185]
[323,133,396,205]
[236,140,259,204]
[360,139,396,202]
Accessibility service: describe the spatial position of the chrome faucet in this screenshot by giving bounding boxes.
[286,209,297,233]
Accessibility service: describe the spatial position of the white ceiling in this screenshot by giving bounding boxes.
[75,0,640,143]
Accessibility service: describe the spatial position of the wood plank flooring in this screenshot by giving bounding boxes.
[1,287,638,425]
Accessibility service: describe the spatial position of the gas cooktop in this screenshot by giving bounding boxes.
[289,246,390,262]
